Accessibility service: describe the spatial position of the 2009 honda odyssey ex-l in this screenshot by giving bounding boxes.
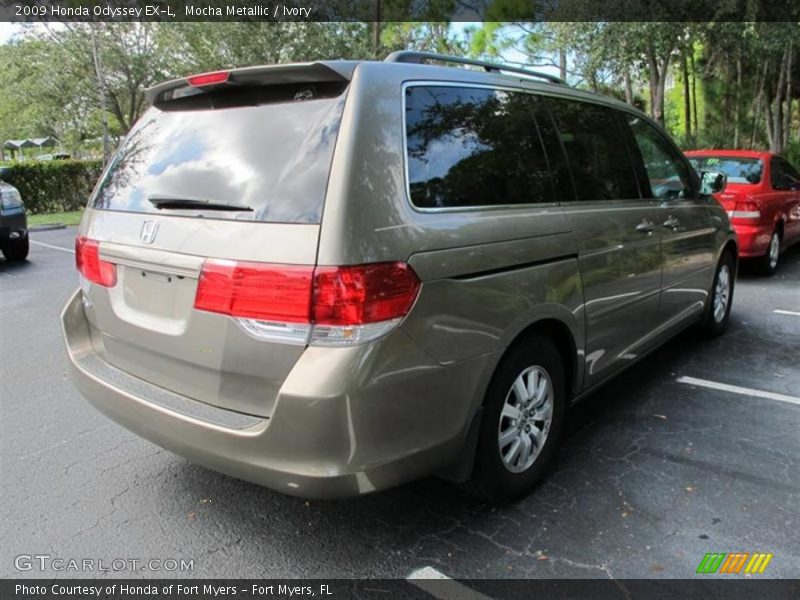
[62,52,736,502]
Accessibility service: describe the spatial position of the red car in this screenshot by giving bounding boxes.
[685,150,800,275]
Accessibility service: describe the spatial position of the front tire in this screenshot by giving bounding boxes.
[468,334,566,503]
[699,251,735,337]
[2,234,29,262]
[755,229,781,276]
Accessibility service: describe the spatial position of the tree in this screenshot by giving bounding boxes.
[0,36,98,156]
[156,22,373,74]
[380,22,465,57]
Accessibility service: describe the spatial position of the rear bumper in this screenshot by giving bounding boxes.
[733,222,773,258]
[61,290,496,498]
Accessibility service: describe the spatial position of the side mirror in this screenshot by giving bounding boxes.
[700,171,727,195]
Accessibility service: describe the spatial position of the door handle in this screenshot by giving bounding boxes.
[663,215,680,230]
[636,220,655,234]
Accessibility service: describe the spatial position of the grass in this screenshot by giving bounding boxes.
[28,209,83,227]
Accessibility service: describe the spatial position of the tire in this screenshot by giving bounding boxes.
[2,234,29,262]
[699,251,735,338]
[468,334,566,503]
[755,228,781,276]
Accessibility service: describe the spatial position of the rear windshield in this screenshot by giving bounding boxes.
[687,156,762,184]
[91,85,347,223]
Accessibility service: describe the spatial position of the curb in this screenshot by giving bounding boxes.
[29,224,67,232]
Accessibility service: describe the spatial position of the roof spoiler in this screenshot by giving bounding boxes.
[145,61,358,105]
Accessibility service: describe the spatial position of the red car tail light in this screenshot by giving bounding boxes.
[75,236,117,287]
[730,200,761,220]
[193,260,421,345]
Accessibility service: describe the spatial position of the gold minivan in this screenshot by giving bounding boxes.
[62,52,736,502]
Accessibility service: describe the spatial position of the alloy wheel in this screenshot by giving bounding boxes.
[768,232,780,271]
[497,365,553,473]
[713,264,731,323]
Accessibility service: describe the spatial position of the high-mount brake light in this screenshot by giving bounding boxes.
[186,71,231,87]
[75,236,117,287]
[193,261,421,346]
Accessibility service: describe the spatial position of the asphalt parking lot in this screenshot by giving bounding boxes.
[1,227,798,581]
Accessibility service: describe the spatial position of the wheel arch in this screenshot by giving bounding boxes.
[774,218,785,238]
[721,238,738,262]
[502,318,579,403]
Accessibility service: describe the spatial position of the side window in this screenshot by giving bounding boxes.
[405,86,555,209]
[528,95,575,202]
[771,158,798,190]
[783,159,800,181]
[771,159,787,190]
[546,97,640,201]
[626,114,693,200]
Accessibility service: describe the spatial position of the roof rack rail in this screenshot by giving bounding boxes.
[384,51,566,85]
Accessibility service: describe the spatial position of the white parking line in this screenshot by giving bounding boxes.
[677,376,800,407]
[30,240,74,254]
[774,309,800,317]
[407,567,492,600]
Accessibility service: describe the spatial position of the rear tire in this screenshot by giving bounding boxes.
[2,234,28,262]
[699,251,735,338]
[468,334,566,503]
[755,229,781,276]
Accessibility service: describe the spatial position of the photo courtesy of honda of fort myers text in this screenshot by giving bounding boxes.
[1,0,799,599]
[14,583,337,598]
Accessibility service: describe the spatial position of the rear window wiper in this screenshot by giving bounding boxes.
[148,196,253,212]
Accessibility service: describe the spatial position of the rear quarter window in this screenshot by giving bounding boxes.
[404,85,556,209]
[687,156,763,185]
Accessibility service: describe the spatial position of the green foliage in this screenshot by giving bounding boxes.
[785,141,800,168]
[0,160,103,214]
[380,22,466,57]
[157,22,373,73]
[27,209,84,227]
[1,22,796,162]
[467,23,509,58]
[471,22,799,151]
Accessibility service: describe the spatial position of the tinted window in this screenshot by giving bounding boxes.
[528,95,575,202]
[546,98,639,201]
[782,158,800,181]
[627,115,693,200]
[687,156,762,185]
[91,86,347,224]
[771,157,800,190]
[405,86,555,208]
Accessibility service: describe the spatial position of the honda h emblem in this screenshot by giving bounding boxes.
[140,220,159,244]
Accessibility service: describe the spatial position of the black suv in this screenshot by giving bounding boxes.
[0,177,29,262]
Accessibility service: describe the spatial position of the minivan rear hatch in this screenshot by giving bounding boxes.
[78,63,352,418]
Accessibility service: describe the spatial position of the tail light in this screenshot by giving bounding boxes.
[194,260,421,346]
[75,236,117,287]
[194,261,312,322]
[730,200,761,220]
